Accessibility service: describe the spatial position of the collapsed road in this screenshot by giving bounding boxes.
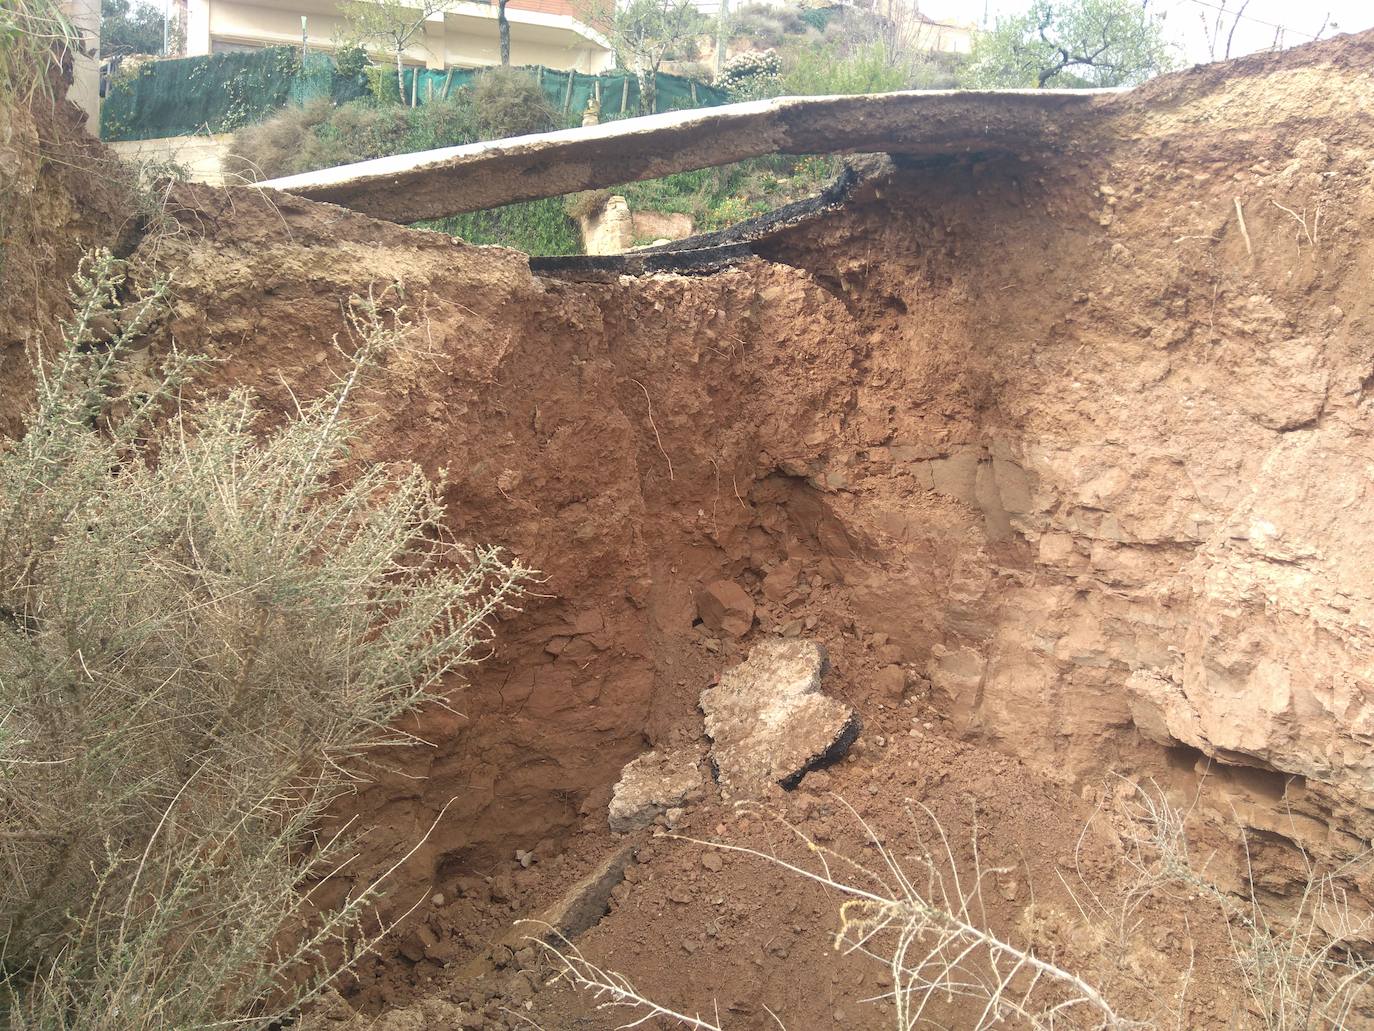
[257,88,1114,222]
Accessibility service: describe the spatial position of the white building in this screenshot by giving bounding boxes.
[183,0,615,73]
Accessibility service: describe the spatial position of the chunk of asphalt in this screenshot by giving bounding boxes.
[608,749,704,833]
[461,844,638,979]
[530,843,638,941]
[700,639,860,799]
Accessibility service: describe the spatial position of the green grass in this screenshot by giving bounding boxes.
[619,155,842,233]
[420,196,581,256]
[415,155,839,256]
[783,40,911,95]
[1,0,79,106]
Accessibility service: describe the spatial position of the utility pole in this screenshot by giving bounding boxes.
[714,0,728,78]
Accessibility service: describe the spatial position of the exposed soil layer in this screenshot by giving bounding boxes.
[27,27,1372,1030]
[342,732,1253,1029]
[0,78,135,435]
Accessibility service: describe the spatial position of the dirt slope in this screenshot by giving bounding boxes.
[109,28,1374,1029]
[0,81,134,434]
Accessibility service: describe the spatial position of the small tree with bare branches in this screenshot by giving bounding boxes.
[581,0,705,114]
[338,0,456,104]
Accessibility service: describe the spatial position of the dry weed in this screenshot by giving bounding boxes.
[0,251,535,1027]
[546,786,1374,1030]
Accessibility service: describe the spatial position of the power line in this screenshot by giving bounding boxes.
[1168,0,1327,43]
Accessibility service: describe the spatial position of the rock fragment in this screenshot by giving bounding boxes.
[762,559,801,601]
[874,664,907,700]
[701,640,860,798]
[696,579,755,638]
[608,749,704,832]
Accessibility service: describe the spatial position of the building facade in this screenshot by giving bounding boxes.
[61,0,102,131]
[184,0,615,73]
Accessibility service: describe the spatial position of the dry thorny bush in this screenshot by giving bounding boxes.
[0,250,534,1028]
[1107,783,1374,1030]
[541,786,1374,1030]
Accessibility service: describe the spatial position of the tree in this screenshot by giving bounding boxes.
[868,0,956,74]
[338,0,455,105]
[582,0,705,114]
[498,0,510,64]
[961,0,1175,89]
[100,0,163,57]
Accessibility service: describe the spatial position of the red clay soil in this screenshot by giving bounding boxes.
[10,26,1374,1031]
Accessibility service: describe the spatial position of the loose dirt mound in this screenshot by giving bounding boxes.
[67,26,1374,1029]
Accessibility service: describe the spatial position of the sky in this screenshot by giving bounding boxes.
[917,0,1369,64]
[148,0,1369,67]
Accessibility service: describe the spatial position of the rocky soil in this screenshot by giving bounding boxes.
[7,27,1374,1031]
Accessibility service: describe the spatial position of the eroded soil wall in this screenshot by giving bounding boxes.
[124,33,1374,944]
[0,81,133,435]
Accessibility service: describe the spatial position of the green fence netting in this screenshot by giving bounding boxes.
[397,64,728,116]
[100,47,729,142]
[101,49,344,141]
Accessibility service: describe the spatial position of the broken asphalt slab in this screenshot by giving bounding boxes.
[701,639,860,799]
[608,749,705,833]
[258,88,1117,223]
